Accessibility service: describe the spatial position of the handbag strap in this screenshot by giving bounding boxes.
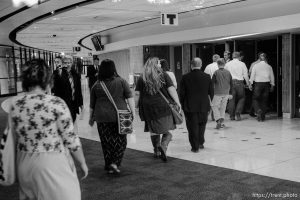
[100,81,118,112]
[158,90,170,105]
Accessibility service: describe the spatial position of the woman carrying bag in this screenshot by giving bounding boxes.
[89,59,135,174]
[135,57,181,162]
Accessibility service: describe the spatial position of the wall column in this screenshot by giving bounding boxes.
[282,33,293,118]
[182,44,191,74]
[129,46,143,74]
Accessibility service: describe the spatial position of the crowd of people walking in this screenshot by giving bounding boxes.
[0,48,275,199]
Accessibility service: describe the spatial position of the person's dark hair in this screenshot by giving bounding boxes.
[93,57,99,61]
[160,59,170,72]
[98,59,119,80]
[55,56,62,60]
[22,59,52,91]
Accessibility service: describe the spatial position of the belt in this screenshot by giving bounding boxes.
[232,79,243,82]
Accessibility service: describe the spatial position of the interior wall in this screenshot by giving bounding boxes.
[129,46,143,74]
[96,49,130,82]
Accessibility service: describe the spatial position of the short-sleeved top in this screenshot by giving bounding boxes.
[225,59,248,81]
[90,76,133,123]
[10,94,81,153]
[212,68,232,95]
[135,72,174,120]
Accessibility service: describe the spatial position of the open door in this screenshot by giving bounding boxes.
[174,46,182,91]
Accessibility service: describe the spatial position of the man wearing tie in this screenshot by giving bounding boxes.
[87,57,99,90]
[53,56,83,122]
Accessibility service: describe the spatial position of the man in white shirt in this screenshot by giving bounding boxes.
[249,53,275,121]
[248,52,264,117]
[225,51,251,121]
[204,54,220,78]
[204,54,220,121]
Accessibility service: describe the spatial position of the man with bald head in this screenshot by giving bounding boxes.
[179,57,214,152]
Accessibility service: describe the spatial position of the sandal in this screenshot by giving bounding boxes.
[109,164,121,174]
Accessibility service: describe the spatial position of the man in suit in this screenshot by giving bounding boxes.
[86,57,99,90]
[52,56,63,94]
[52,56,83,122]
[179,57,214,152]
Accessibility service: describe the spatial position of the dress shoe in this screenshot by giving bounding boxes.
[257,109,262,122]
[199,145,204,149]
[191,149,199,153]
[236,114,241,121]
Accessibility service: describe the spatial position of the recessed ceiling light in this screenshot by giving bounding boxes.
[195,5,203,8]
[52,17,59,20]
[147,0,173,4]
[144,16,152,19]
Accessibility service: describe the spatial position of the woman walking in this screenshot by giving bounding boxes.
[9,59,88,200]
[135,57,181,162]
[89,59,135,174]
[160,59,177,89]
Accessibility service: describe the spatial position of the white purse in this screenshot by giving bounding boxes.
[0,106,17,186]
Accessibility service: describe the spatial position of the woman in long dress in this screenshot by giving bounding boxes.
[10,59,88,200]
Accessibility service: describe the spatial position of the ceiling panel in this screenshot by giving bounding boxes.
[15,0,246,55]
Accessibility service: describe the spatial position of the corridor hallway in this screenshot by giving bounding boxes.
[77,77,300,182]
[1,77,300,199]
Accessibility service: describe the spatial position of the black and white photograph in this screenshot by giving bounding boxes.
[1,0,300,199]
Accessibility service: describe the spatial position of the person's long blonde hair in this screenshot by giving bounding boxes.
[142,57,165,95]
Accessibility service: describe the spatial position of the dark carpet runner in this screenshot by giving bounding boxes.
[1,97,300,200]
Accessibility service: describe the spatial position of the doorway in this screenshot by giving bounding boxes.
[174,46,182,90]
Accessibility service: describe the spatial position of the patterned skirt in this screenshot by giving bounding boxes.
[96,122,127,169]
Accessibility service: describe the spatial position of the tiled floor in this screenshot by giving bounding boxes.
[74,79,300,183]
[3,78,300,183]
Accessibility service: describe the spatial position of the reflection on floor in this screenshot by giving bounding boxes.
[76,77,300,183]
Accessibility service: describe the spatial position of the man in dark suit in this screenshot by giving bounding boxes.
[52,56,83,122]
[86,57,99,90]
[179,57,214,152]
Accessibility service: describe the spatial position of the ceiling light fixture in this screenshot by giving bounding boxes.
[147,0,174,4]
[111,0,121,2]
[12,0,49,7]
[205,33,261,42]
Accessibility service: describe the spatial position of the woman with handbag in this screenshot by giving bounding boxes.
[135,57,181,162]
[89,59,135,174]
[7,59,88,200]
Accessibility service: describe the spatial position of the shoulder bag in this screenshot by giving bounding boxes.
[158,90,183,125]
[0,104,17,186]
[100,81,133,135]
